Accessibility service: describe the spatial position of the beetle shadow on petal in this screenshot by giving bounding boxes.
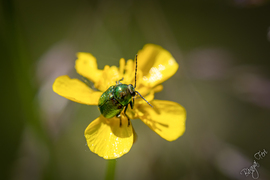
[136,104,171,133]
[140,103,162,115]
[139,109,169,131]
[142,117,169,132]
[100,114,133,138]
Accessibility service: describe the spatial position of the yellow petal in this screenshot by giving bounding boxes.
[137,100,186,141]
[132,126,138,144]
[119,58,125,76]
[153,84,163,93]
[52,75,102,105]
[85,115,134,159]
[75,52,102,83]
[137,44,179,87]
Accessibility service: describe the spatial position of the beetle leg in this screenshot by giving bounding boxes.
[129,100,134,109]
[116,113,122,127]
[116,77,124,85]
[124,105,130,126]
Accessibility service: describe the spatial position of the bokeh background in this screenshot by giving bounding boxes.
[1,0,270,179]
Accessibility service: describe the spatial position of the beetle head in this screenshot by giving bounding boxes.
[128,84,135,96]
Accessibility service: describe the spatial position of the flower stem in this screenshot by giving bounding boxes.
[105,159,116,180]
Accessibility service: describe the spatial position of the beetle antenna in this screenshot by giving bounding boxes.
[135,91,153,108]
[134,54,138,88]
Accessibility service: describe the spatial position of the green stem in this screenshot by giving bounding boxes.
[105,159,116,180]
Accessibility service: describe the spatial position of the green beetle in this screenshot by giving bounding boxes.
[98,55,152,126]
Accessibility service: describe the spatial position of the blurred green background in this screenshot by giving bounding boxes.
[1,0,270,179]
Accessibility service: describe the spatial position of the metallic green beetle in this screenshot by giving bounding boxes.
[98,55,152,126]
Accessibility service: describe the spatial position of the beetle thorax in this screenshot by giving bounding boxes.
[114,84,134,106]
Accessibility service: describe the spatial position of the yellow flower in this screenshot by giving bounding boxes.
[52,44,186,159]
